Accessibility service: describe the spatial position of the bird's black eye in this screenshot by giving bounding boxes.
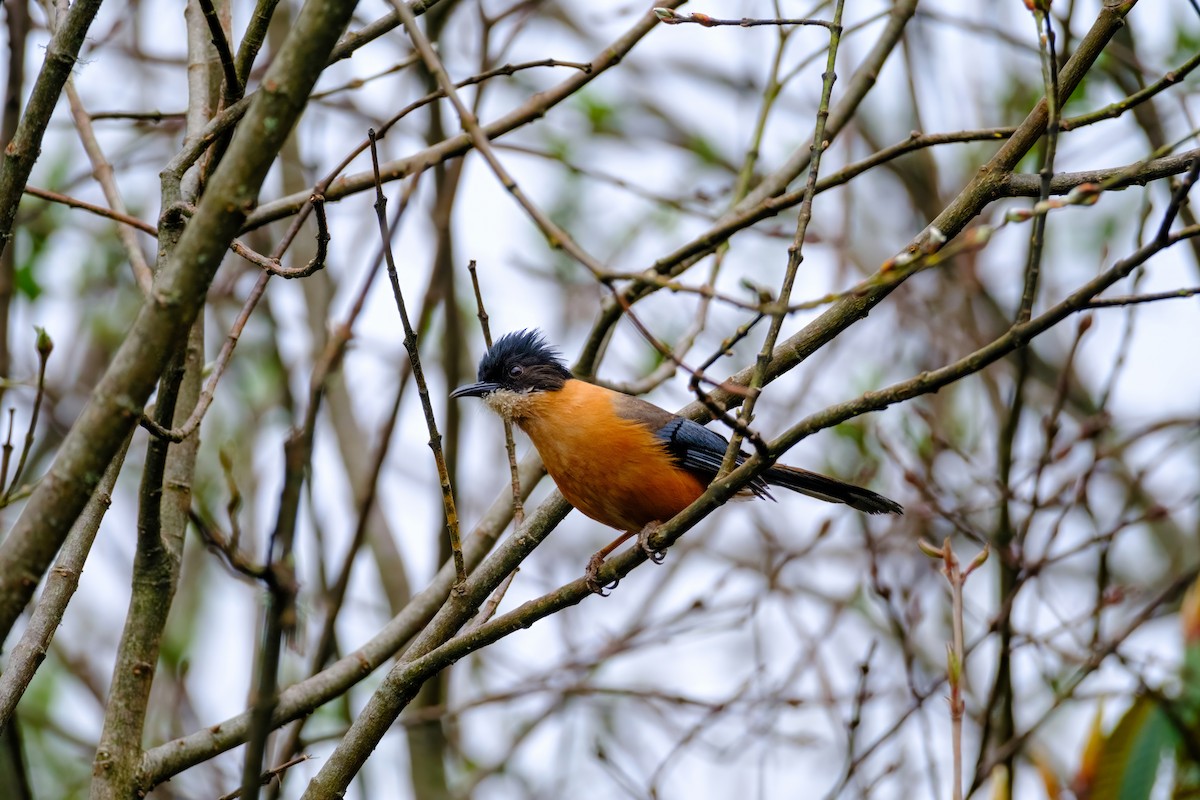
[508,364,524,379]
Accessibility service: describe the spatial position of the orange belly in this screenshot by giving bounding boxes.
[515,383,707,532]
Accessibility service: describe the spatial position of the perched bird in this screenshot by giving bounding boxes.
[452,330,901,589]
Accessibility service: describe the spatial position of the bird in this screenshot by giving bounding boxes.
[452,329,902,591]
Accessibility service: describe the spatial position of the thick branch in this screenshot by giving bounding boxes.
[0,435,131,728]
[0,0,363,644]
[139,455,546,788]
[998,149,1199,197]
[0,0,103,263]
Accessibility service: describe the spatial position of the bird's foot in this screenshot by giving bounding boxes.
[637,522,667,565]
[585,552,619,596]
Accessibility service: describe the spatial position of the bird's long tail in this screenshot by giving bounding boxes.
[765,465,903,515]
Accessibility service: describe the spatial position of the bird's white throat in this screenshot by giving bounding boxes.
[481,388,536,421]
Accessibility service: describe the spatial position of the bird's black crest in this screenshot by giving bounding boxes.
[476,329,572,393]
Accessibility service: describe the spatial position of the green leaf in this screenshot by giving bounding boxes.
[1091,696,1177,800]
[684,133,724,168]
[1182,641,1200,714]
[833,420,867,451]
[15,261,43,301]
[575,92,622,135]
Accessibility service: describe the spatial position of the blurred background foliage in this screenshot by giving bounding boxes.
[0,0,1198,798]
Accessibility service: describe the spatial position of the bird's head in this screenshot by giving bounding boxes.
[451,329,572,418]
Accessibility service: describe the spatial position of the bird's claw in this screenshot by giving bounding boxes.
[637,523,667,565]
[585,553,619,596]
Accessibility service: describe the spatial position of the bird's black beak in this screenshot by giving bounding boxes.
[450,381,502,399]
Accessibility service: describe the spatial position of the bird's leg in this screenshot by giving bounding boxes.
[636,522,667,564]
[586,531,634,595]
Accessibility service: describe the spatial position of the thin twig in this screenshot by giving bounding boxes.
[59,76,155,293]
[464,262,524,627]
[653,8,835,29]
[1015,4,1062,325]
[1155,156,1200,242]
[190,507,266,582]
[140,194,330,443]
[219,754,313,800]
[196,0,242,104]
[1061,46,1200,131]
[219,449,244,554]
[89,109,185,121]
[844,642,878,780]
[368,129,466,588]
[22,184,158,235]
[466,259,524,529]
[309,54,422,100]
[719,0,844,474]
[230,194,330,279]
[0,408,14,494]
[1085,286,1200,307]
[918,538,989,800]
[687,314,768,458]
[468,569,519,632]
[4,328,51,502]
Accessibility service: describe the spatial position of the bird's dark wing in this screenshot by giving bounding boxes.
[656,417,773,499]
[611,394,771,498]
[654,417,728,474]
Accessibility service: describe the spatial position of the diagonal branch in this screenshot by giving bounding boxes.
[666,0,1140,426]
[0,0,104,264]
[138,455,547,788]
[0,0,364,646]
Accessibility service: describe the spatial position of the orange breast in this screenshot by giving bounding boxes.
[515,381,707,532]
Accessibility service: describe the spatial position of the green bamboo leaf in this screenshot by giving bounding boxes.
[1180,641,1200,716]
[1091,696,1177,800]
